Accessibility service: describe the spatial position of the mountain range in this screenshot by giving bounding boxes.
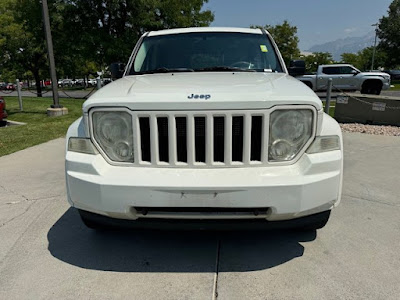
[306,32,376,61]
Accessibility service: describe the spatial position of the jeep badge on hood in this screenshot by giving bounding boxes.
[188,94,211,100]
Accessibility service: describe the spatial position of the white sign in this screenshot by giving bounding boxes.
[372,102,386,111]
[337,96,348,104]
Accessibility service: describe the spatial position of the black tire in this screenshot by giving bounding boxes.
[361,81,382,95]
[295,210,331,231]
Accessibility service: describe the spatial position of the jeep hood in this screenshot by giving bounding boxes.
[83,72,322,112]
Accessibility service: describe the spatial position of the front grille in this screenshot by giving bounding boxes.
[135,111,266,167]
[89,107,317,168]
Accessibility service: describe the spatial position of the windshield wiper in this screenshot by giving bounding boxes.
[194,66,257,72]
[135,67,194,75]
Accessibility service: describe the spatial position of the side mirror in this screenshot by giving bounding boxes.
[351,70,358,76]
[110,63,126,79]
[288,60,306,76]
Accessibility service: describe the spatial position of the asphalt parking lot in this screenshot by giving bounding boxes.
[0,133,399,299]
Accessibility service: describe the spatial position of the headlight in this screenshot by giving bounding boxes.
[269,109,313,162]
[92,111,134,162]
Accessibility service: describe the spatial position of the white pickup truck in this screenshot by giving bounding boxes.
[295,64,390,95]
[65,27,343,231]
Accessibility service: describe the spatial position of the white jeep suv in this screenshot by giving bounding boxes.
[65,27,343,231]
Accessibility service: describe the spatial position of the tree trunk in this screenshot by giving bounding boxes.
[32,70,42,97]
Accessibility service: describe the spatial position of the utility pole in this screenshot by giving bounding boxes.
[41,0,61,109]
[371,23,379,71]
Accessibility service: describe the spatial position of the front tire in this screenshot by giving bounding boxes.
[361,81,382,95]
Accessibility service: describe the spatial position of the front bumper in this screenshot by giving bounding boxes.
[383,82,391,90]
[66,149,342,222]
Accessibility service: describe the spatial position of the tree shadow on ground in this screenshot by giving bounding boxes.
[47,208,316,273]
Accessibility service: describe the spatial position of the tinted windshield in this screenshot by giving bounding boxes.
[130,32,284,74]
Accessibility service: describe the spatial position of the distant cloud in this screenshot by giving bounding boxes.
[344,27,358,34]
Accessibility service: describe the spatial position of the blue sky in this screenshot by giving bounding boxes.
[205,0,392,50]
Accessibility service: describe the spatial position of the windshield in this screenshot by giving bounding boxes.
[130,32,284,74]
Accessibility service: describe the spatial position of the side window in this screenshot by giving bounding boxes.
[322,67,340,75]
[340,66,355,74]
[134,43,148,72]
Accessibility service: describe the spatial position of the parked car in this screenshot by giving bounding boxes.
[102,78,112,85]
[66,27,343,231]
[0,96,8,126]
[0,82,7,90]
[383,70,400,81]
[62,79,74,87]
[5,83,16,91]
[294,63,391,95]
[75,79,85,86]
[87,78,97,86]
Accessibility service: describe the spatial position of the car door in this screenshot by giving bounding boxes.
[338,66,359,90]
[317,66,342,90]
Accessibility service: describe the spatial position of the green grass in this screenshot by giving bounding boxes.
[390,80,400,91]
[328,106,335,117]
[322,101,336,117]
[0,97,84,157]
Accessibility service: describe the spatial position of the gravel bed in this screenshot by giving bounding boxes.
[340,123,400,136]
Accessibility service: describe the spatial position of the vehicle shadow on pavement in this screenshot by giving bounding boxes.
[47,208,316,273]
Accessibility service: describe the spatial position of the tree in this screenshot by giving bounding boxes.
[60,0,214,71]
[0,0,214,96]
[251,20,301,66]
[340,53,360,68]
[0,0,55,96]
[377,0,400,68]
[302,52,333,73]
[341,47,387,71]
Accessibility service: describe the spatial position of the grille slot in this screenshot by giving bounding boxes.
[195,117,206,162]
[213,116,225,162]
[139,117,151,162]
[232,116,244,162]
[157,117,169,162]
[250,116,262,161]
[176,117,187,163]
